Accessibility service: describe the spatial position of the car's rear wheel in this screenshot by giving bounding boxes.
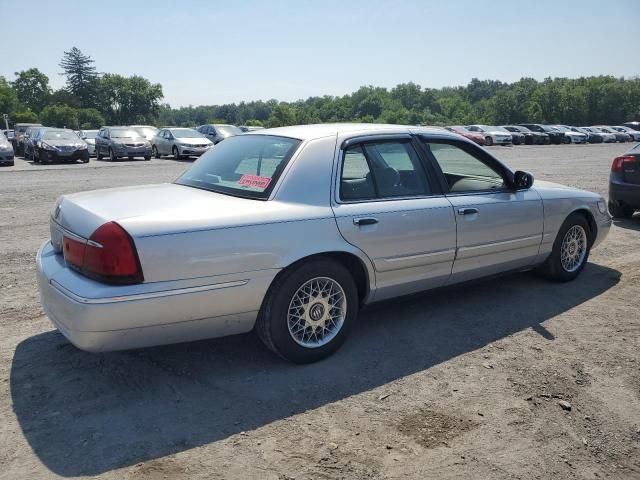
[608,200,635,219]
[152,145,161,158]
[96,147,103,160]
[484,136,493,146]
[173,146,182,160]
[538,213,591,282]
[256,258,358,363]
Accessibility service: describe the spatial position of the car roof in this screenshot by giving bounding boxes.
[245,123,457,141]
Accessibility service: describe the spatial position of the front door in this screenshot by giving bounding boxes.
[332,136,457,301]
[420,139,544,283]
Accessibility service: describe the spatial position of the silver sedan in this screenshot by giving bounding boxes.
[151,127,213,159]
[37,124,611,363]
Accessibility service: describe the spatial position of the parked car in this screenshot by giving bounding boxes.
[608,143,640,219]
[445,126,485,145]
[502,125,549,145]
[609,126,640,142]
[464,125,513,146]
[2,129,15,141]
[622,121,640,131]
[95,127,152,161]
[13,123,42,156]
[37,124,611,362]
[517,124,565,145]
[151,127,213,159]
[593,126,630,143]
[23,126,49,159]
[0,133,14,166]
[34,128,89,164]
[571,127,603,143]
[78,129,99,156]
[239,126,265,132]
[196,124,243,144]
[130,125,159,142]
[582,127,616,143]
[552,125,588,144]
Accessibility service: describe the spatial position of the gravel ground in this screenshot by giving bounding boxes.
[1,144,639,480]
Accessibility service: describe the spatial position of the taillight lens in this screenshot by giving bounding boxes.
[62,222,143,285]
[611,155,636,173]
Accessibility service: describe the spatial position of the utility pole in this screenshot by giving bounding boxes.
[2,114,8,132]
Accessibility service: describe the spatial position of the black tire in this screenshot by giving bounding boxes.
[484,136,493,146]
[152,145,161,159]
[537,213,592,282]
[109,148,116,162]
[565,136,572,144]
[96,146,103,160]
[173,146,182,160]
[144,155,151,161]
[608,200,634,219]
[256,258,359,364]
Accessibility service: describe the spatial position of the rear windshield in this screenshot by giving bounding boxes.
[176,135,301,200]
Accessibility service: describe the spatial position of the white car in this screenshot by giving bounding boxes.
[465,125,513,146]
[610,126,640,142]
[78,130,99,156]
[552,125,588,144]
[582,127,617,143]
[151,128,213,159]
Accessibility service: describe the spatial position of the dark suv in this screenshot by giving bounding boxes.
[609,144,640,219]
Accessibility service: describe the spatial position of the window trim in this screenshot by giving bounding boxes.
[336,135,440,204]
[416,136,516,196]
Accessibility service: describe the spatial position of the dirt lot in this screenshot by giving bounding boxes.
[1,144,639,479]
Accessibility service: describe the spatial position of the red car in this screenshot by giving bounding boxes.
[445,126,486,146]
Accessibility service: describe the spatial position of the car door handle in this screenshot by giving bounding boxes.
[457,208,479,215]
[353,217,379,226]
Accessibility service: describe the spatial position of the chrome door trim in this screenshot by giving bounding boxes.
[456,234,542,258]
[50,279,249,305]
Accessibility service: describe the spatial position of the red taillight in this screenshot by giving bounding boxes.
[62,222,143,285]
[611,155,636,173]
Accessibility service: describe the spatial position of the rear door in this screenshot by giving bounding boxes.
[332,135,456,301]
[419,138,543,283]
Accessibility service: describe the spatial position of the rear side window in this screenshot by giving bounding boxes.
[176,135,301,200]
[340,140,431,201]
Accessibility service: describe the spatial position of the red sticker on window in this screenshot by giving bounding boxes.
[238,174,272,189]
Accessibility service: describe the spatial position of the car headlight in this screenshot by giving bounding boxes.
[77,143,87,150]
[41,142,56,150]
[179,143,190,147]
[0,145,11,152]
[597,199,607,215]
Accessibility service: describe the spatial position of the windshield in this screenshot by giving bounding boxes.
[82,130,98,139]
[216,125,243,136]
[43,130,80,141]
[111,128,144,139]
[132,126,158,138]
[170,128,206,139]
[176,135,301,200]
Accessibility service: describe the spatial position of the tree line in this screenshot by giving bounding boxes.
[1,46,638,130]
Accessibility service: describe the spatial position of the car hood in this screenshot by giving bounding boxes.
[176,137,212,145]
[53,183,330,239]
[532,180,600,200]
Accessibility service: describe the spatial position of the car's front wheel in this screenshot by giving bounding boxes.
[173,146,182,160]
[484,136,493,146]
[108,148,116,162]
[256,258,358,363]
[152,145,161,159]
[538,213,592,282]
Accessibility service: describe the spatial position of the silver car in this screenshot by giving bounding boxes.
[196,124,243,144]
[37,124,611,363]
[151,127,213,159]
[78,129,99,156]
[464,125,513,146]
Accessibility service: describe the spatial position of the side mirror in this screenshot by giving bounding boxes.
[513,170,534,190]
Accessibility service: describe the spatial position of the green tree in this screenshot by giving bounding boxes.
[40,104,79,128]
[77,108,105,129]
[11,110,39,124]
[13,68,50,113]
[59,47,98,107]
[0,76,19,117]
[265,104,296,127]
[97,74,163,124]
[244,119,263,127]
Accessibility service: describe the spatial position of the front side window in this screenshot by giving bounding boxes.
[340,140,431,201]
[424,141,505,193]
[176,135,301,199]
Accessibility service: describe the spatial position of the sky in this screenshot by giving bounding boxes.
[1,0,638,107]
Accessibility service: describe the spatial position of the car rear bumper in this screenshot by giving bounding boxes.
[36,241,277,352]
[609,177,640,208]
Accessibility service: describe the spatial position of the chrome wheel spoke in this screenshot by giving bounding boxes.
[287,276,347,348]
[560,225,587,273]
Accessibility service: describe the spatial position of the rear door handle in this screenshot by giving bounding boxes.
[457,208,479,215]
[353,217,379,226]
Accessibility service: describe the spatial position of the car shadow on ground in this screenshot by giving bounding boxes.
[11,263,620,477]
[612,214,640,231]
